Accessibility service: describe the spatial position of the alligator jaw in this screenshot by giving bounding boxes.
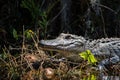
[39,39,84,62]
[39,39,70,53]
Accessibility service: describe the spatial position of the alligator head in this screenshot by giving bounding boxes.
[40,33,86,53]
[39,33,86,62]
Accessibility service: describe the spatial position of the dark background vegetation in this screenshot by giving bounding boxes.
[0,0,120,52]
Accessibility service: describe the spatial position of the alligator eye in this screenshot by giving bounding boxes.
[65,35,73,39]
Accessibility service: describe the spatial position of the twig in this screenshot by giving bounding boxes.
[95,3,117,14]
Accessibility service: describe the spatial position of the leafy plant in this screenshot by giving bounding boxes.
[12,28,18,40]
[20,0,60,37]
[21,0,40,21]
[79,50,97,65]
[21,0,48,37]
[24,29,34,39]
[38,12,48,36]
[82,74,96,80]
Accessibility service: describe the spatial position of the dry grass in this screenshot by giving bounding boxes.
[0,39,97,80]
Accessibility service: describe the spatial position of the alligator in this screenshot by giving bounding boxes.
[39,33,120,70]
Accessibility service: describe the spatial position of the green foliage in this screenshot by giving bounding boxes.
[24,29,34,39]
[38,12,48,36]
[82,74,96,80]
[79,50,97,65]
[12,29,18,40]
[21,0,49,36]
[20,0,48,24]
[0,49,7,59]
[21,0,40,20]
[38,12,48,29]
[12,28,35,40]
[20,0,60,37]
